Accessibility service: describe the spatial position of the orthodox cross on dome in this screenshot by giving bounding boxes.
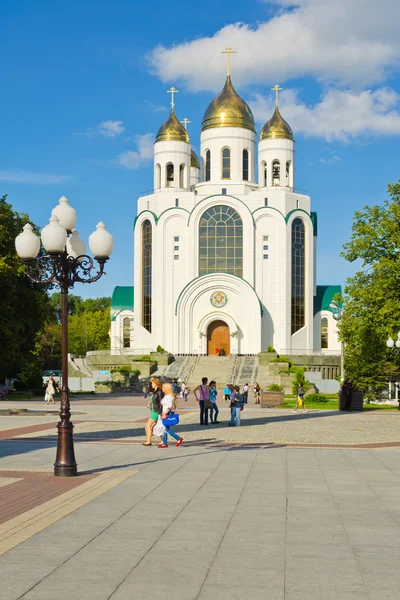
[271,84,283,107]
[167,86,179,110]
[221,45,236,76]
[181,117,191,129]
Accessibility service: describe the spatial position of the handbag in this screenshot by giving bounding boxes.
[153,416,165,436]
[162,412,180,427]
[298,395,303,407]
[204,399,214,410]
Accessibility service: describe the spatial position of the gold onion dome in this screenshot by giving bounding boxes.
[201,76,256,133]
[156,109,189,143]
[260,106,294,141]
[191,149,200,169]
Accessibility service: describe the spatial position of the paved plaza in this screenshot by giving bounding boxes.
[1,396,400,599]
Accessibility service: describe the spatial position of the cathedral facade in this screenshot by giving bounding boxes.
[110,72,341,356]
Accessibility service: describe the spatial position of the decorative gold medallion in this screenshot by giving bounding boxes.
[210,291,228,308]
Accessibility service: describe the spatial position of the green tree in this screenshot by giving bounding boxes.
[0,195,50,381]
[340,181,400,392]
[68,308,110,354]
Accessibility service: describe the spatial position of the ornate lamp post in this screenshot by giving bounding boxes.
[329,300,344,383]
[15,196,114,477]
[386,334,400,409]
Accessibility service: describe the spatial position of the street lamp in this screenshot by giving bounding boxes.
[329,300,344,383]
[386,334,400,409]
[15,196,114,477]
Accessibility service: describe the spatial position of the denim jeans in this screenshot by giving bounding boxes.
[230,406,241,426]
[199,400,209,425]
[210,404,219,422]
[163,426,181,445]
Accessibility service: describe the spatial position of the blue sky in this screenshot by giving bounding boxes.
[1,0,400,298]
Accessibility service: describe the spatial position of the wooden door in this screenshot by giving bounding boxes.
[207,320,230,356]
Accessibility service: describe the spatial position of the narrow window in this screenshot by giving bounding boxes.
[263,254,269,260]
[263,245,268,250]
[166,163,174,187]
[175,198,179,207]
[263,235,269,241]
[222,147,231,179]
[296,199,299,208]
[123,317,131,348]
[174,255,179,260]
[174,236,179,242]
[321,317,328,349]
[142,220,152,332]
[205,150,211,181]
[243,149,249,181]
[222,188,227,195]
[291,218,305,334]
[174,246,179,251]
[264,197,268,207]
[272,160,280,185]
[286,161,291,186]
[179,164,185,188]
[261,161,267,186]
[156,163,161,189]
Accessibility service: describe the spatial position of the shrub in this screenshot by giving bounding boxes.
[118,365,132,372]
[267,345,276,353]
[279,370,292,375]
[305,393,328,403]
[156,345,165,353]
[291,366,311,396]
[271,356,290,363]
[15,363,44,391]
[94,380,112,385]
[130,369,141,376]
[133,355,152,362]
[268,383,283,392]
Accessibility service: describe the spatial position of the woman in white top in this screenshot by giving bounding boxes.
[45,377,59,404]
[159,383,183,449]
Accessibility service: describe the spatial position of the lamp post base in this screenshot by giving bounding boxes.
[54,421,78,477]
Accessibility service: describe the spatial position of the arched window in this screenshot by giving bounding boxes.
[205,150,211,181]
[156,163,161,189]
[286,160,291,186]
[243,149,249,181]
[166,163,174,187]
[222,147,231,179]
[291,218,305,334]
[321,317,328,349]
[261,161,267,187]
[142,220,152,332]
[179,164,185,188]
[272,160,280,185]
[123,317,131,348]
[199,205,243,277]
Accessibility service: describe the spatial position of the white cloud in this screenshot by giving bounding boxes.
[115,134,154,170]
[98,120,125,138]
[319,155,341,165]
[147,0,400,91]
[250,87,400,141]
[0,170,71,185]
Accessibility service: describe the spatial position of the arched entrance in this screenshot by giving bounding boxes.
[207,320,230,356]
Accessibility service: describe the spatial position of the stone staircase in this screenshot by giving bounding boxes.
[185,356,231,390]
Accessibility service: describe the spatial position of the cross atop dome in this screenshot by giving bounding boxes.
[221,45,236,76]
[167,86,179,110]
[271,84,283,107]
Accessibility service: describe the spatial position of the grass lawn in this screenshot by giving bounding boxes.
[280,399,399,411]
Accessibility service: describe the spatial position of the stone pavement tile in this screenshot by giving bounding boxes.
[198,583,283,600]
[285,556,366,590]
[285,584,370,600]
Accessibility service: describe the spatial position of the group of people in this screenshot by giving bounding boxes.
[144,378,184,448]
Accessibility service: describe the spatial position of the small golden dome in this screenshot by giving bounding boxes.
[260,107,294,141]
[201,76,256,133]
[156,109,189,143]
[191,150,200,169]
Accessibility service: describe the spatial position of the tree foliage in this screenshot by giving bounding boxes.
[0,195,50,381]
[340,181,400,392]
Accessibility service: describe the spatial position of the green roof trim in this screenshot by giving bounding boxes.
[311,211,318,236]
[111,286,134,321]
[314,285,342,316]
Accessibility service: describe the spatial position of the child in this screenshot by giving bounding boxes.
[183,386,190,402]
[209,381,220,423]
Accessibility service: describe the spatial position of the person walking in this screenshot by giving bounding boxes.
[293,384,308,413]
[253,382,261,404]
[143,377,164,446]
[183,385,190,402]
[193,377,210,426]
[171,379,179,395]
[342,378,353,411]
[158,383,183,448]
[242,383,249,404]
[223,384,231,402]
[209,381,220,423]
[45,376,59,404]
[143,380,152,400]
[229,386,244,427]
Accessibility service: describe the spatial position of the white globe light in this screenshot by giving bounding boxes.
[88,222,114,258]
[387,337,394,349]
[15,223,41,261]
[41,215,67,254]
[395,339,400,349]
[52,196,77,231]
[66,230,87,262]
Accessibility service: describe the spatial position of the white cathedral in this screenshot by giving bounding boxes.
[110,58,341,357]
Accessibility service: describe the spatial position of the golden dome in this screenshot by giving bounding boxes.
[191,149,200,169]
[201,76,256,133]
[260,106,294,141]
[156,109,189,143]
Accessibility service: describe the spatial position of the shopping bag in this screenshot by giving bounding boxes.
[297,396,303,407]
[44,392,50,403]
[153,417,165,437]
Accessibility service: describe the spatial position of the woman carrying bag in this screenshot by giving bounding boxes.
[158,383,183,449]
[143,378,164,446]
